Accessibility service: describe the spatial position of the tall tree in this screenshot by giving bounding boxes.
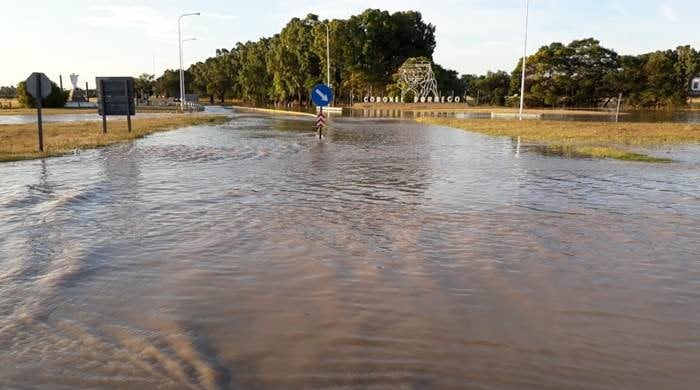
[134,73,156,104]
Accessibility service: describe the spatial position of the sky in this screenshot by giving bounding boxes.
[1,0,698,87]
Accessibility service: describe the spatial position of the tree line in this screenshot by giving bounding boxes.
[154,9,442,105]
[510,38,699,109]
[0,86,17,98]
[141,9,700,108]
[5,8,699,109]
[144,6,697,109]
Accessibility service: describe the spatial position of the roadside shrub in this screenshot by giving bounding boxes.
[17,81,69,108]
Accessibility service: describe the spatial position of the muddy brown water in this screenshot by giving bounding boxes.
[1,110,699,389]
[348,108,700,123]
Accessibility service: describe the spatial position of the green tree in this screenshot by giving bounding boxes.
[640,51,678,108]
[155,69,192,98]
[672,45,700,104]
[433,64,466,98]
[16,81,69,108]
[238,39,273,104]
[134,73,155,103]
[154,8,439,106]
[473,71,510,106]
[511,38,619,107]
[0,86,17,98]
[268,15,321,104]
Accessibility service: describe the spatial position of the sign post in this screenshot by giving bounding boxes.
[25,72,52,152]
[100,79,107,133]
[96,77,135,134]
[311,84,333,139]
[124,79,132,133]
[316,109,326,138]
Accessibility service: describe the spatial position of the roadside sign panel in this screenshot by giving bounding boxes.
[26,72,52,100]
[311,84,333,107]
[96,77,135,116]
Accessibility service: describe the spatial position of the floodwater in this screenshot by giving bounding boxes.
[1,110,699,389]
[349,108,700,123]
[0,112,178,125]
[0,113,105,125]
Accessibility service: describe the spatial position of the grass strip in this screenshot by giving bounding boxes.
[0,115,227,162]
[416,117,699,162]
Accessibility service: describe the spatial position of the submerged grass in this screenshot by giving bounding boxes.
[0,115,228,162]
[416,117,699,162]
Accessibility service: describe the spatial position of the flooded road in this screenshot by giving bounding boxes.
[1,110,699,389]
[350,108,700,123]
[0,112,175,125]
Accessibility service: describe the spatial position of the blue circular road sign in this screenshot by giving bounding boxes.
[311,84,333,107]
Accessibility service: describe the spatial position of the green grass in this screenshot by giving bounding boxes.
[538,145,673,163]
[416,117,700,162]
[0,115,228,162]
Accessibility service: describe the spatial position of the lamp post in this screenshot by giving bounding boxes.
[178,12,200,112]
[181,38,197,109]
[306,20,331,88]
[519,0,530,120]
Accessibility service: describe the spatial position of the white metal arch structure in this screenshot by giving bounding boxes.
[398,60,440,101]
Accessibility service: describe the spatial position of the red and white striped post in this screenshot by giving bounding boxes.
[316,107,326,139]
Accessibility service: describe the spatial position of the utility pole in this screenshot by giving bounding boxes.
[519,0,530,120]
[615,93,623,123]
[178,12,200,112]
[325,22,330,88]
[306,20,331,102]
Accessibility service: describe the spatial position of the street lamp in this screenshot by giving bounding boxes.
[518,0,530,120]
[306,20,331,89]
[181,38,197,109]
[178,12,200,111]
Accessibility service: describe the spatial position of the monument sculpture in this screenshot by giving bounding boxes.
[69,73,87,102]
[398,59,440,102]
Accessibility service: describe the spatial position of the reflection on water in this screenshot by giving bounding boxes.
[0,112,178,125]
[1,111,699,389]
[348,108,700,123]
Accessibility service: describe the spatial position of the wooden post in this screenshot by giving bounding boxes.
[36,73,44,152]
[85,81,89,101]
[100,79,107,134]
[615,93,623,123]
[125,80,132,133]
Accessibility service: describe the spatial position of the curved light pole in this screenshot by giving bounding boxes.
[178,12,200,111]
[518,0,530,120]
[181,38,197,109]
[306,20,331,88]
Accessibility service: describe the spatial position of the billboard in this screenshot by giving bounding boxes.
[96,77,135,116]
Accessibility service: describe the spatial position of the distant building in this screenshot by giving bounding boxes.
[691,77,700,97]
